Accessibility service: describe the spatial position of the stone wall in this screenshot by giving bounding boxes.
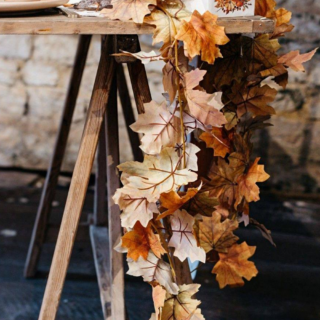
[0,0,320,193]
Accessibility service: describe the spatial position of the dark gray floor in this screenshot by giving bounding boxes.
[0,171,319,320]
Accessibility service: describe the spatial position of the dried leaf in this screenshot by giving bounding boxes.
[159,187,200,220]
[128,252,179,294]
[152,285,166,319]
[144,5,191,55]
[200,127,232,158]
[113,189,158,228]
[100,0,156,23]
[250,218,276,247]
[161,284,205,320]
[196,211,239,254]
[113,50,164,64]
[176,10,229,64]
[122,222,166,261]
[168,209,206,263]
[184,69,227,127]
[224,83,277,118]
[212,242,258,288]
[278,48,318,72]
[130,101,182,155]
[185,191,220,217]
[118,148,198,201]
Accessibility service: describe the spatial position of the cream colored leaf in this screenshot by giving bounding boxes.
[169,209,206,263]
[162,284,205,320]
[119,148,198,201]
[127,252,179,294]
[113,50,164,64]
[130,101,182,155]
[113,189,158,228]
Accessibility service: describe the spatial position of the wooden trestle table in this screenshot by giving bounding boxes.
[0,11,274,320]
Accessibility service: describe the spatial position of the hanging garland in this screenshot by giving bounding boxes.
[100,0,317,318]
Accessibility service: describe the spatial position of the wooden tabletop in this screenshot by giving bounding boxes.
[0,14,274,35]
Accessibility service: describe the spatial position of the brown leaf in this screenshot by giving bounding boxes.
[250,218,276,247]
[212,242,258,288]
[176,10,229,64]
[101,0,156,23]
[122,222,166,261]
[196,211,239,254]
[184,191,220,217]
[224,83,277,118]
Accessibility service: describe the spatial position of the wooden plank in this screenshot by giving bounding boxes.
[24,35,92,279]
[38,35,116,320]
[0,15,274,35]
[105,62,126,320]
[117,64,143,162]
[94,119,108,226]
[90,226,112,320]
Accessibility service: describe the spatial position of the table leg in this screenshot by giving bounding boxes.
[117,64,143,162]
[105,71,126,320]
[24,35,92,279]
[38,35,115,320]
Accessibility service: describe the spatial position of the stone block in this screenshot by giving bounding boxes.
[22,61,59,86]
[0,59,20,86]
[0,35,32,60]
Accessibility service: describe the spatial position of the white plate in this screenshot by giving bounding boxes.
[0,0,68,12]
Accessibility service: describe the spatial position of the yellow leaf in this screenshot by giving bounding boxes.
[212,242,258,288]
[176,10,229,64]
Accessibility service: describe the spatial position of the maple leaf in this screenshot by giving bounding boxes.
[200,127,232,158]
[113,50,164,64]
[144,5,191,56]
[212,242,258,288]
[177,143,200,172]
[204,35,280,90]
[235,157,270,207]
[255,0,294,38]
[163,47,189,103]
[206,157,243,207]
[161,284,205,320]
[185,191,220,217]
[278,48,318,72]
[259,63,288,89]
[100,0,156,24]
[159,187,200,220]
[224,83,277,118]
[152,285,166,319]
[130,101,183,155]
[183,69,227,127]
[196,211,239,254]
[168,209,206,263]
[176,10,229,64]
[118,147,198,201]
[113,189,158,228]
[127,252,179,294]
[121,222,166,261]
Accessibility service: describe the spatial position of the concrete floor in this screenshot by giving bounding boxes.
[0,170,319,320]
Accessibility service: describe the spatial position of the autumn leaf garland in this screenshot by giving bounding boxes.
[102,0,317,319]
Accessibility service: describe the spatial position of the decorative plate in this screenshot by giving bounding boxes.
[0,0,68,12]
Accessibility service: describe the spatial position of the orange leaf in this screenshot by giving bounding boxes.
[122,222,166,261]
[212,242,258,288]
[200,127,232,158]
[176,10,229,64]
[159,187,200,220]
